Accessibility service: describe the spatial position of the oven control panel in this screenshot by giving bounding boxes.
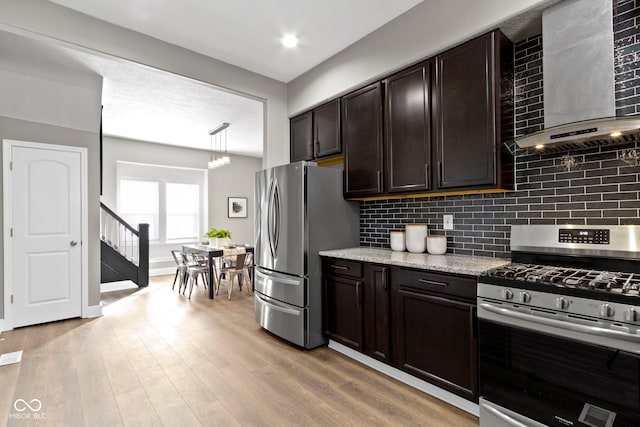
[559,228,609,244]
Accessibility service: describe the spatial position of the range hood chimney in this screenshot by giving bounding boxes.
[516,0,640,152]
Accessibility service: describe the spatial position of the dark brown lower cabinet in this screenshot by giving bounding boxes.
[322,258,478,403]
[323,274,364,351]
[392,268,478,401]
[364,265,390,363]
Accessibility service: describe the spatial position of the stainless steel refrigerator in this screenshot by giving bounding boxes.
[254,161,359,349]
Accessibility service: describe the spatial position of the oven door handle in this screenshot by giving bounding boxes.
[480,402,530,427]
[479,303,640,344]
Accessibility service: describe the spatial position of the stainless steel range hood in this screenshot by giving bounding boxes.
[515,0,640,152]
[516,116,640,153]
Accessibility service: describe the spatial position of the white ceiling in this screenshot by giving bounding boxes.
[47,0,423,83]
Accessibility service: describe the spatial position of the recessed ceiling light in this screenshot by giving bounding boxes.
[281,34,298,48]
[610,130,622,137]
[535,144,545,150]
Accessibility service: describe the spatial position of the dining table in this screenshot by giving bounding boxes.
[181,244,254,299]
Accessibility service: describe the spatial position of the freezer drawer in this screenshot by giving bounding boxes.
[255,292,306,347]
[254,267,306,307]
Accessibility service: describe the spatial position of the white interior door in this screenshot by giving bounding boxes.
[8,144,83,327]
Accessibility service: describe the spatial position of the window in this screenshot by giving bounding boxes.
[117,162,206,244]
[166,182,199,240]
[119,179,160,240]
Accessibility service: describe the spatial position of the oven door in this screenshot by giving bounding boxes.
[478,302,640,427]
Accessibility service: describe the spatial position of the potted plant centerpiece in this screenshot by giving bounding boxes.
[206,228,232,248]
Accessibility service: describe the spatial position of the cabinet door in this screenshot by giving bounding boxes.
[394,287,477,401]
[313,99,341,158]
[342,82,384,197]
[290,112,313,162]
[364,265,390,363]
[434,31,497,189]
[385,62,431,193]
[324,275,363,350]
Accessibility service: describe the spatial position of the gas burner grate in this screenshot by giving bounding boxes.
[486,263,640,297]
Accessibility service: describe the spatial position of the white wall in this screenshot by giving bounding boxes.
[0,0,289,168]
[0,69,102,132]
[287,0,553,115]
[102,136,261,262]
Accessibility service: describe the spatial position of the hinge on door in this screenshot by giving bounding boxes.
[10,228,13,237]
[11,295,13,304]
[9,161,12,170]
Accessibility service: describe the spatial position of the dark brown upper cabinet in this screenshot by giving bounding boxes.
[343,82,384,197]
[290,99,341,163]
[290,111,313,162]
[385,61,432,193]
[313,99,341,158]
[433,30,514,191]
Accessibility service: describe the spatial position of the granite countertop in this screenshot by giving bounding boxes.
[319,247,511,276]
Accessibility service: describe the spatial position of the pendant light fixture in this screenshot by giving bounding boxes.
[208,122,230,169]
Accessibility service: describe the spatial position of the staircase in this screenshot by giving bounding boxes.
[100,202,149,287]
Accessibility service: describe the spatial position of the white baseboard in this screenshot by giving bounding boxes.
[83,304,102,318]
[150,267,175,277]
[100,280,138,293]
[328,340,479,417]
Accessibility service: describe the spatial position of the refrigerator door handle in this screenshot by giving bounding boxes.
[267,177,280,260]
[273,181,280,255]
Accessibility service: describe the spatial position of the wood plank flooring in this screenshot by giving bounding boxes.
[0,275,479,426]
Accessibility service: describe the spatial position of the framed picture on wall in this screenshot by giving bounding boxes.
[228,197,248,218]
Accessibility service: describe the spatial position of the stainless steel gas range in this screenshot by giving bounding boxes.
[477,225,640,427]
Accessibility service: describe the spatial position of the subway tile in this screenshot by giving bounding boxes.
[571,194,602,202]
[586,201,620,209]
[620,217,640,225]
[571,210,603,218]
[603,209,638,217]
[602,192,639,200]
[587,218,620,225]
[530,219,556,225]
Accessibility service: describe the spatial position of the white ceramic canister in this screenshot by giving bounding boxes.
[390,231,406,252]
[427,235,447,255]
[405,224,427,253]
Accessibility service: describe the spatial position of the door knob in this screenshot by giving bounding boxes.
[70,241,78,247]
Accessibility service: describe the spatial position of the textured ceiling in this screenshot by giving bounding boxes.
[0,30,264,157]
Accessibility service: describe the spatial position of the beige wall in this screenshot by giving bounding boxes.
[102,136,261,260]
[287,0,554,115]
[0,0,289,168]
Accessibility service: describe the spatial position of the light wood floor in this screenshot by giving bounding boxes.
[0,275,479,426]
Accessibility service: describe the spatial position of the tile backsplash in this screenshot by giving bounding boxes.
[360,142,640,258]
[360,1,640,257]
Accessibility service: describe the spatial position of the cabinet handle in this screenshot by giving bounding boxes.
[377,170,382,190]
[471,306,477,339]
[382,267,388,291]
[355,281,362,307]
[437,161,443,187]
[418,278,448,287]
[331,264,349,271]
[424,163,430,189]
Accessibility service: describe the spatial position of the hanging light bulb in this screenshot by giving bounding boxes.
[207,122,230,169]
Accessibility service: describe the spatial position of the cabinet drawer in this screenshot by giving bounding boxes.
[322,258,363,279]
[396,268,476,300]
